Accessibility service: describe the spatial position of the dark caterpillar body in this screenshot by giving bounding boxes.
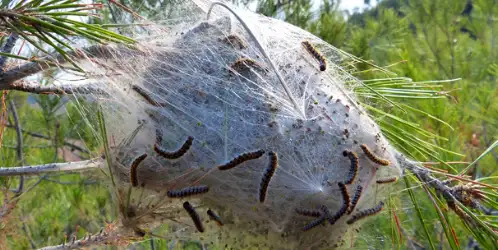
[154,136,194,160]
[221,34,248,49]
[183,202,204,233]
[376,176,398,184]
[347,201,384,224]
[167,185,209,198]
[217,150,265,170]
[295,208,322,218]
[327,182,350,225]
[342,150,359,184]
[302,215,326,231]
[360,144,390,166]
[259,151,279,203]
[207,209,224,226]
[301,41,327,71]
[132,85,166,107]
[130,153,147,187]
[230,58,266,73]
[347,185,363,214]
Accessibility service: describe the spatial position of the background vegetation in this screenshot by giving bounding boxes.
[0,0,497,249]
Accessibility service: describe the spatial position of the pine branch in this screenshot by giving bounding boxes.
[0,158,104,177]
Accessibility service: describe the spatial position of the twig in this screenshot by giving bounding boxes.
[0,158,104,177]
[44,178,97,185]
[0,44,127,87]
[21,216,37,249]
[8,99,24,195]
[4,123,90,154]
[37,232,115,250]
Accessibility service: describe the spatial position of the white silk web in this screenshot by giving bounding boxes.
[52,1,406,249]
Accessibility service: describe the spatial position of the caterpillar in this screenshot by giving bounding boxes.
[154,136,194,160]
[230,58,267,74]
[295,208,322,218]
[207,209,224,226]
[183,201,205,233]
[346,201,384,225]
[132,85,166,107]
[167,185,209,198]
[301,40,327,71]
[360,144,390,166]
[302,214,326,232]
[155,128,163,145]
[259,151,279,203]
[217,149,265,170]
[326,182,350,224]
[130,153,147,187]
[347,185,363,214]
[376,176,398,184]
[221,34,248,49]
[342,150,359,184]
[338,182,351,207]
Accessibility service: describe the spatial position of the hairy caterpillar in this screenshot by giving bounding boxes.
[132,85,166,107]
[301,40,327,71]
[347,185,363,214]
[207,209,224,226]
[295,208,322,218]
[376,176,398,184]
[130,153,147,187]
[327,182,350,225]
[217,149,265,170]
[183,201,204,233]
[154,136,194,160]
[360,144,390,166]
[302,214,326,232]
[229,58,267,74]
[342,150,359,184]
[259,151,279,203]
[221,34,248,49]
[346,201,385,225]
[167,185,209,198]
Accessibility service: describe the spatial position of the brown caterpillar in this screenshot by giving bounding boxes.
[376,176,398,184]
[230,58,267,74]
[130,153,147,187]
[342,150,359,184]
[360,144,390,166]
[302,214,326,231]
[347,185,363,214]
[221,34,248,49]
[132,85,166,107]
[259,151,279,203]
[301,40,327,71]
[167,185,209,198]
[154,136,194,160]
[183,201,204,233]
[207,209,224,226]
[326,182,350,224]
[347,201,384,224]
[217,149,265,170]
[295,208,322,218]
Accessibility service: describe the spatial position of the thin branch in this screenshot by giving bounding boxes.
[0,158,104,177]
[8,99,24,195]
[0,44,123,87]
[4,123,90,154]
[37,232,116,250]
